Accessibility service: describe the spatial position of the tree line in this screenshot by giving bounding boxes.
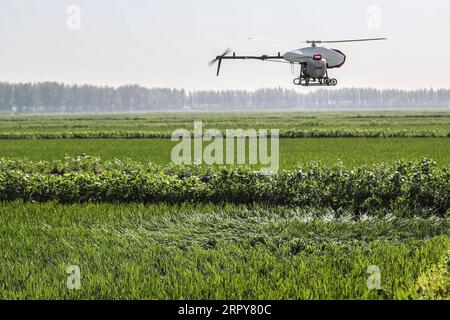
[0,82,449,113]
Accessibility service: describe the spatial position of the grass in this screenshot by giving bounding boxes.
[0,111,448,300]
[0,201,448,299]
[0,138,449,168]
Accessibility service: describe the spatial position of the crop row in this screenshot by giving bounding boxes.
[0,129,448,139]
[0,157,448,214]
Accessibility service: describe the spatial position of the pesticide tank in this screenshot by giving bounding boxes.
[305,59,327,78]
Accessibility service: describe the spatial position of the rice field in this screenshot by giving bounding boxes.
[0,111,449,299]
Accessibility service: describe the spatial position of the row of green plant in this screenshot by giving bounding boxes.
[0,128,448,139]
[0,157,448,214]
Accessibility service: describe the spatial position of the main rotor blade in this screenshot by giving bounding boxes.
[249,37,307,43]
[319,38,388,43]
[249,37,387,44]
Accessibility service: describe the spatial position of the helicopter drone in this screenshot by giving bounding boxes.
[209,38,387,87]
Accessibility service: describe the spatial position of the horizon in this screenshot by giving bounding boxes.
[1,80,450,93]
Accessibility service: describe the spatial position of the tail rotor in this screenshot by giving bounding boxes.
[209,48,231,76]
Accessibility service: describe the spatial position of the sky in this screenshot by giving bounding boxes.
[0,0,449,91]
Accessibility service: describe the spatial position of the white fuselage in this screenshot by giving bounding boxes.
[283,47,346,68]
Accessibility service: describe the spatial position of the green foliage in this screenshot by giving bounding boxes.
[0,128,447,139]
[415,248,450,300]
[0,157,448,215]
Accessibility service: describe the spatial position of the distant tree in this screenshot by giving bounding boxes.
[0,82,448,113]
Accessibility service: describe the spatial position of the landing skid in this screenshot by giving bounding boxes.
[293,77,338,87]
[293,64,338,87]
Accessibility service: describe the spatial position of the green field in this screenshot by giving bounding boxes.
[1,201,448,299]
[1,111,449,134]
[0,138,448,168]
[0,111,449,299]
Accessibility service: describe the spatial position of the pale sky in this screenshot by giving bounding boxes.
[0,0,449,90]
